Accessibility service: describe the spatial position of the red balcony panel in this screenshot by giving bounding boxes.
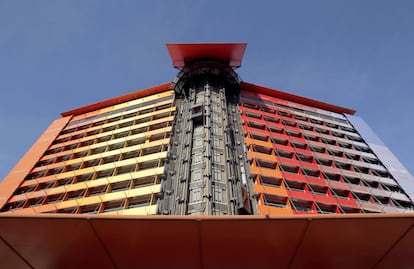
[369,188,388,198]
[336,198,359,209]
[283,173,308,184]
[304,176,327,187]
[287,190,315,201]
[278,158,301,167]
[327,180,351,191]
[349,184,371,195]
[357,201,382,212]
[312,194,338,206]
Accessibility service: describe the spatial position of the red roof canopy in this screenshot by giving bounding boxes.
[166,43,247,68]
[1,213,413,269]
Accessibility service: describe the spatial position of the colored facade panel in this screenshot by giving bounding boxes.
[347,115,414,200]
[1,87,174,215]
[240,85,413,214]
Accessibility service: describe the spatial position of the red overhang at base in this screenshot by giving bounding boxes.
[166,43,247,68]
[0,213,413,269]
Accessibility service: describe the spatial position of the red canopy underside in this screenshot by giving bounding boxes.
[0,213,413,269]
[167,43,247,68]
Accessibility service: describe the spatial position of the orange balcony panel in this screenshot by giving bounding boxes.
[250,166,281,179]
[293,210,315,215]
[254,184,288,197]
[248,151,277,163]
[257,205,294,215]
[244,137,272,148]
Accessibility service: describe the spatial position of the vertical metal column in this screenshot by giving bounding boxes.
[159,62,255,215]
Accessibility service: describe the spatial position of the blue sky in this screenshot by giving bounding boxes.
[0,0,413,181]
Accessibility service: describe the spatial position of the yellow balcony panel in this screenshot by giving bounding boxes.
[33,203,58,213]
[106,173,132,184]
[21,179,38,187]
[125,184,161,198]
[46,186,67,196]
[51,112,174,151]
[120,205,157,215]
[76,196,102,207]
[64,182,88,192]
[85,178,111,188]
[56,200,79,210]
[8,207,36,214]
[84,167,164,189]
[69,90,174,125]
[8,194,27,203]
[25,190,47,200]
[40,126,172,163]
[100,191,127,203]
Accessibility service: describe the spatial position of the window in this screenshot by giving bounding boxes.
[95,168,115,179]
[127,195,151,209]
[67,189,86,200]
[80,204,100,214]
[83,159,100,168]
[88,185,108,196]
[75,173,93,183]
[295,154,313,163]
[28,197,44,207]
[250,132,268,142]
[310,185,327,195]
[279,164,299,174]
[138,160,159,170]
[102,154,120,164]
[263,195,287,208]
[110,180,131,192]
[322,172,340,181]
[302,168,320,178]
[116,165,136,175]
[56,177,74,186]
[132,176,157,188]
[285,180,306,192]
[121,150,141,160]
[290,199,313,212]
[47,193,65,203]
[259,176,282,187]
[256,160,276,170]
[142,145,163,155]
[316,203,336,214]
[275,150,293,159]
[252,145,273,155]
[108,142,124,151]
[103,199,125,212]
[332,189,349,199]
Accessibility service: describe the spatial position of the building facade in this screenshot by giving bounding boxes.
[1,43,413,216]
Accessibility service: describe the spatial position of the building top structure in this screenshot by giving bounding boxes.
[166,43,247,68]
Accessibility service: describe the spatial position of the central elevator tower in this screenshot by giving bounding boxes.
[159,44,255,215]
